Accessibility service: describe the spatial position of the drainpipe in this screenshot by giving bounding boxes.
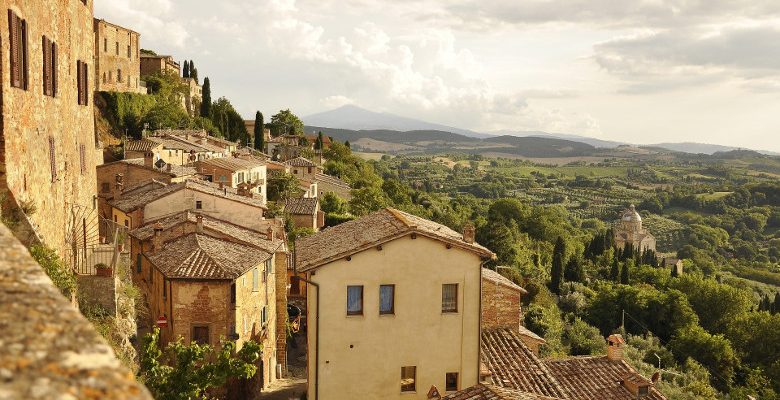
[293,237,320,400]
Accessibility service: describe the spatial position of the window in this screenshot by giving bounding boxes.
[230,283,236,304]
[638,387,649,396]
[195,200,202,209]
[252,267,259,291]
[103,38,107,52]
[76,60,88,105]
[192,325,209,345]
[347,285,363,315]
[442,284,458,313]
[101,182,110,193]
[445,373,458,392]
[261,305,268,327]
[163,279,167,299]
[136,254,142,274]
[48,136,57,182]
[124,220,128,227]
[290,276,301,295]
[117,69,122,83]
[401,366,416,392]
[266,258,273,274]
[79,144,86,175]
[127,44,131,58]
[115,41,119,55]
[262,263,267,283]
[41,36,57,97]
[380,284,394,314]
[8,10,29,90]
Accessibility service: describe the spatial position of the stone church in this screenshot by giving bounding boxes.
[614,204,656,252]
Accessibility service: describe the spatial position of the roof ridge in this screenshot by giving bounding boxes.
[385,207,416,228]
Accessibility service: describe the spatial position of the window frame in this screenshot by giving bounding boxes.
[346,285,364,316]
[401,366,416,393]
[441,283,458,313]
[379,284,395,315]
[252,267,259,291]
[445,372,459,392]
[8,10,29,90]
[192,325,210,345]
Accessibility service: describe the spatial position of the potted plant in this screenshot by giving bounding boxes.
[115,232,126,252]
[95,263,112,277]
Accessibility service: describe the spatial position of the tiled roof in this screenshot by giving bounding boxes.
[151,136,212,153]
[130,210,285,254]
[296,208,494,272]
[125,138,161,152]
[481,328,568,399]
[121,179,168,196]
[517,325,545,343]
[285,157,316,167]
[198,157,265,172]
[543,357,666,400]
[313,173,351,190]
[443,384,562,400]
[110,179,266,212]
[284,197,318,215]
[483,268,528,294]
[101,158,198,178]
[157,129,237,148]
[147,233,270,279]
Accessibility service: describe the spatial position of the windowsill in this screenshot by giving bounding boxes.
[442,311,459,315]
[346,313,364,317]
[400,391,417,395]
[379,313,395,317]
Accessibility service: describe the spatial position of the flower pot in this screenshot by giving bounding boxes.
[96,267,113,277]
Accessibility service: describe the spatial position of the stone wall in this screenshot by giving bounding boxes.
[77,274,118,315]
[94,19,143,93]
[1,0,99,256]
[0,221,151,399]
[274,251,289,375]
[481,276,523,331]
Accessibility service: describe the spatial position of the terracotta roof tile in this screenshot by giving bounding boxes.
[148,233,271,279]
[121,158,198,177]
[483,268,528,294]
[312,172,351,190]
[125,138,161,152]
[110,179,266,212]
[443,384,562,400]
[517,325,545,343]
[295,208,494,271]
[285,157,317,167]
[284,197,319,215]
[543,357,666,400]
[481,328,568,399]
[198,156,265,171]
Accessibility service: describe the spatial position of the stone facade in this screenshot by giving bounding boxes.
[481,270,524,332]
[1,0,99,256]
[140,54,179,77]
[77,274,119,315]
[182,77,201,116]
[614,204,656,252]
[93,19,143,93]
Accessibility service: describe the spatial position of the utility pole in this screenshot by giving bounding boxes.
[621,309,625,333]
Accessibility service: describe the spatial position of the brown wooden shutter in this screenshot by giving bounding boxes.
[8,10,19,88]
[79,144,86,175]
[42,36,51,96]
[49,136,57,182]
[21,18,28,90]
[76,60,82,104]
[82,61,89,104]
[52,41,58,96]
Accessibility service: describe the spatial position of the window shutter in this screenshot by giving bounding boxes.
[52,41,58,96]
[42,36,49,95]
[76,60,82,104]
[8,10,19,88]
[82,62,89,104]
[48,136,57,182]
[79,144,86,175]
[21,18,28,90]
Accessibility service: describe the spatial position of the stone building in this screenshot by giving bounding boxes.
[296,208,495,399]
[196,157,268,203]
[613,204,656,252]
[1,0,99,255]
[140,53,179,77]
[284,196,324,231]
[125,135,226,166]
[133,221,282,390]
[181,77,201,116]
[481,268,527,332]
[93,19,143,93]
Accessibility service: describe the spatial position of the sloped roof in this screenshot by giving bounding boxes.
[101,158,198,178]
[130,210,285,254]
[125,138,162,152]
[482,268,528,294]
[147,233,271,279]
[285,157,316,167]
[284,197,318,215]
[517,325,545,343]
[198,157,265,172]
[313,173,351,190]
[296,208,494,272]
[443,384,563,400]
[481,328,568,399]
[543,357,666,400]
[110,179,266,212]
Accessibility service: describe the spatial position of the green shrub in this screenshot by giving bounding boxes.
[29,245,76,298]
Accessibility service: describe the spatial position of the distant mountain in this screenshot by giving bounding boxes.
[648,142,747,155]
[303,105,492,138]
[483,135,597,157]
[305,126,479,144]
[490,129,625,149]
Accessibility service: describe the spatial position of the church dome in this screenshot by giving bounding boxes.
[621,204,642,222]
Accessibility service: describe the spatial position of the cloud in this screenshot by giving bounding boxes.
[95,0,189,48]
[321,95,355,108]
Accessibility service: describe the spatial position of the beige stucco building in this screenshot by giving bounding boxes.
[93,19,143,93]
[196,157,267,203]
[1,0,98,256]
[296,209,494,399]
[613,204,656,252]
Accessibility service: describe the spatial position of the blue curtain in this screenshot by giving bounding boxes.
[347,286,362,313]
[380,285,394,313]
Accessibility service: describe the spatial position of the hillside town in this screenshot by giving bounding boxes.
[3,1,780,400]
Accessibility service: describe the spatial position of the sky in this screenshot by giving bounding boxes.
[96,0,780,152]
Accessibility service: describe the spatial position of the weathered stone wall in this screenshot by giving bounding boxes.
[0,222,151,399]
[481,277,523,332]
[1,0,99,256]
[140,55,179,77]
[94,19,143,93]
[235,259,277,388]
[96,161,174,219]
[77,274,118,315]
[274,251,289,375]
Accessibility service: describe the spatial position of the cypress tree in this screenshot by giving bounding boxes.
[564,257,584,283]
[253,111,264,151]
[190,61,198,83]
[345,140,351,149]
[621,259,632,285]
[610,257,620,282]
[670,262,678,278]
[550,236,566,294]
[183,61,190,78]
[200,77,212,118]
[774,293,780,314]
[315,131,324,150]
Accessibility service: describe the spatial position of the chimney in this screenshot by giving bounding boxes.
[152,222,164,251]
[463,223,475,244]
[196,215,204,233]
[144,151,155,169]
[114,174,124,199]
[266,226,274,241]
[219,182,224,190]
[607,334,625,361]
[166,163,173,172]
[621,372,651,398]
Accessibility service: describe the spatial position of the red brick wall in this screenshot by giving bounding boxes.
[481,278,522,331]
